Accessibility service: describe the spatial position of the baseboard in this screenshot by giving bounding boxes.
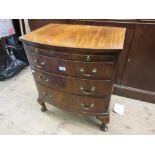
[113,84,155,104]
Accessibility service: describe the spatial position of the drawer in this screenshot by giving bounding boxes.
[26,51,114,80]
[24,44,116,62]
[36,83,108,114]
[32,68,111,97]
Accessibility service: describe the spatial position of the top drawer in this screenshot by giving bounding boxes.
[26,51,114,80]
[24,44,116,62]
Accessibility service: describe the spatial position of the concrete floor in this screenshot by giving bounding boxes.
[0,66,155,135]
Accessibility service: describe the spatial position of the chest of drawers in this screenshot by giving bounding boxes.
[20,24,126,131]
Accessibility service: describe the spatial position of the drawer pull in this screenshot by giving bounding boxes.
[81,103,94,111]
[34,61,45,69]
[80,86,96,95]
[37,64,42,68]
[35,48,38,54]
[80,67,97,77]
[43,91,52,100]
[86,56,91,61]
[38,62,45,68]
[33,59,45,65]
[33,59,37,63]
[38,74,49,82]
[40,62,45,65]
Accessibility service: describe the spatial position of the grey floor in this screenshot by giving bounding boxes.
[0,67,155,135]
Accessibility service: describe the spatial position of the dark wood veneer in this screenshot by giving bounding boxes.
[26,51,114,80]
[27,19,155,104]
[36,82,108,114]
[33,68,111,97]
[24,44,116,62]
[20,23,125,131]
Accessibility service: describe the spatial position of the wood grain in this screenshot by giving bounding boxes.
[36,82,108,114]
[24,44,116,62]
[33,68,111,97]
[26,51,114,80]
[20,23,125,130]
[20,23,126,50]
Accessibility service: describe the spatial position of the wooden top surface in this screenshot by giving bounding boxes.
[20,23,126,50]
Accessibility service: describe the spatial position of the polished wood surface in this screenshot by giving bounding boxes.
[33,68,111,97]
[21,23,125,131]
[24,44,116,62]
[27,19,155,103]
[20,23,126,50]
[26,51,114,80]
[36,82,108,114]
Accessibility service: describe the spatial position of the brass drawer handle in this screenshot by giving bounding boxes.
[35,48,38,54]
[36,64,42,68]
[34,60,42,68]
[38,62,45,68]
[43,91,52,100]
[33,59,37,64]
[86,56,91,61]
[80,86,96,95]
[80,67,97,77]
[33,59,45,69]
[40,62,45,66]
[81,103,94,111]
[38,74,49,82]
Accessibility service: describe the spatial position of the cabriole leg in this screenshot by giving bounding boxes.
[37,98,47,112]
[96,112,110,131]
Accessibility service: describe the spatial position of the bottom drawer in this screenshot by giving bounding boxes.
[36,83,109,114]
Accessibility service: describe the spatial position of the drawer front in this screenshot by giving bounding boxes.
[27,51,114,80]
[32,68,111,97]
[36,83,108,114]
[24,44,116,62]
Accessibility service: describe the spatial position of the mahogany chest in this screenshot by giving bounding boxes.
[20,24,126,131]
